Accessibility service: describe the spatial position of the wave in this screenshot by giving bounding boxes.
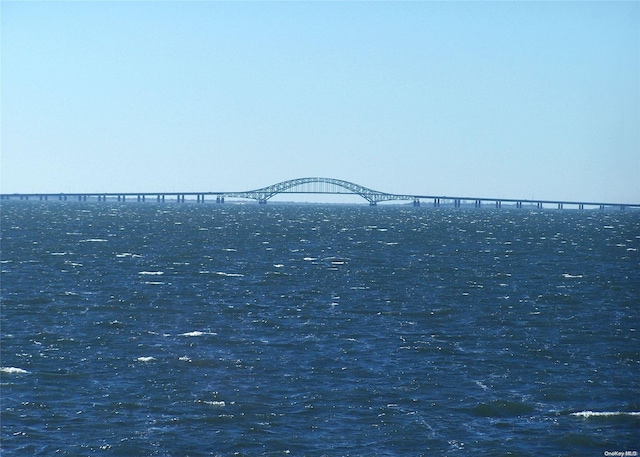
[562,273,583,279]
[138,271,164,275]
[470,400,535,417]
[178,331,217,337]
[136,357,156,362]
[571,411,640,418]
[196,400,226,408]
[0,367,29,374]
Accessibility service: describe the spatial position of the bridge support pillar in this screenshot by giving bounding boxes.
[434,198,440,208]
[496,200,501,208]
[579,203,584,210]
[413,199,420,207]
[558,203,563,209]
[258,199,267,204]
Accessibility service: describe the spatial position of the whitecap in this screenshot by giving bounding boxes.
[179,331,217,337]
[143,281,166,285]
[571,411,640,418]
[201,400,225,407]
[562,273,583,279]
[138,271,164,275]
[273,264,285,268]
[80,239,108,243]
[214,272,244,277]
[303,257,317,261]
[0,367,29,374]
[136,357,156,362]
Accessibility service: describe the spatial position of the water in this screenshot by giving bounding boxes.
[1,202,639,456]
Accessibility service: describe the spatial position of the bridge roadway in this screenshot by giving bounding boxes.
[1,177,638,210]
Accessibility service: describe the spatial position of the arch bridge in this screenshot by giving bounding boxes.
[223,177,418,205]
[2,177,639,209]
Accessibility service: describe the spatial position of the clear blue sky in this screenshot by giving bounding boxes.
[2,1,639,203]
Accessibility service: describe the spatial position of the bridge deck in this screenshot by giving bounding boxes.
[1,177,638,209]
[1,191,638,209]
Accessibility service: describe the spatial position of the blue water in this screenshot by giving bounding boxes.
[1,202,639,456]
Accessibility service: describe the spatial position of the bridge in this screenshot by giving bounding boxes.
[1,177,639,210]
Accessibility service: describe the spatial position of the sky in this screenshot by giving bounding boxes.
[1,1,639,203]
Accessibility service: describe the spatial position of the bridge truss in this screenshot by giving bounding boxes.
[223,177,418,205]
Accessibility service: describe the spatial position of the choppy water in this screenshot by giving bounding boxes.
[1,202,639,456]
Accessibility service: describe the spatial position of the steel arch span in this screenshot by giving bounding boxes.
[222,177,417,205]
